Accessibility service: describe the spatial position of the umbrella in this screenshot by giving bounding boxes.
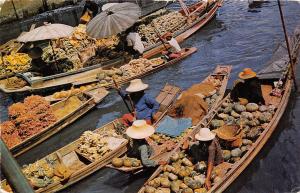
[86,2,141,39]
[102,3,119,11]
[17,23,74,42]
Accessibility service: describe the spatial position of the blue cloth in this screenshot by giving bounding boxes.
[120,90,160,120]
[156,116,192,137]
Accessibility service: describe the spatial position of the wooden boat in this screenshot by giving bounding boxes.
[138,30,300,193]
[106,65,232,173]
[0,47,196,94]
[142,0,223,58]
[1,84,181,193]
[8,87,109,157]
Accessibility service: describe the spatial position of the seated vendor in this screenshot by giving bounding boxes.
[126,26,145,59]
[161,32,182,60]
[231,68,265,104]
[185,128,223,189]
[27,47,57,76]
[119,79,160,126]
[126,120,158,167]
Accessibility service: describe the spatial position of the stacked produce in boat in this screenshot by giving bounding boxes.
[1,95,57,148]
[210,98,276,163]
[138,11,188,47]
[96,57,165,85]
[0,53,31,77]
[111,157,142,168]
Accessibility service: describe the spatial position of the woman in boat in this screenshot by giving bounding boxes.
[161,32,182,60]
[184,127,223,189]
[117,79,160,126]
[126,120,158,167]
[27,47,58,76]
[231,68,265,104]
[126,25,145,59]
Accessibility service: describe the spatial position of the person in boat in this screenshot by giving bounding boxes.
[82,0,99,18]
[161,32,182,60]
[27,47,58,76]
[184,127,223,189]
[231,68,265,104]
[126,120,159,167]
[117,79,160,126]
[126,25,145,59]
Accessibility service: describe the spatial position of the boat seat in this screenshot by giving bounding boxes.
[261,84,281,107]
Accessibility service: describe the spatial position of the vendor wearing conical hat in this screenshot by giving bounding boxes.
[117,79,160,126]
[184,128,223,190]
[231,68,265,104]
[126,120,158,167]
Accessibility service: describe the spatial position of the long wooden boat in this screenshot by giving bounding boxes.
[1,84,181,193]
[142,0,223,58]
[7,87,109,157]
[106,65,232,173]
[0,47,196,94]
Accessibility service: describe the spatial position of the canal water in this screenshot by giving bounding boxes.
[1,1,300,193]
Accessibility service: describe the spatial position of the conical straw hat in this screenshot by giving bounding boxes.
[126,120,155,139]
[239,68,256,79]
[195,128,216,141]
[126,79,148,93]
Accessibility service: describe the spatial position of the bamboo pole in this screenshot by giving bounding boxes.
[0,140,34,193]
[277,0,297,90]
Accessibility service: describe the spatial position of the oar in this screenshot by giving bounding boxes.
[151,23,169,51]
[112,78,135,115]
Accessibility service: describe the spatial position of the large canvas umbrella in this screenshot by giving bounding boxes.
[86,2,141,39]
[17,23,74,42]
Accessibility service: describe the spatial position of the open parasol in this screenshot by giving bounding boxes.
[17,23,74,42]
[86,2,141,39]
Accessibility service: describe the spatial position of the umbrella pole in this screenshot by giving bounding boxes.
[277,0,297,90]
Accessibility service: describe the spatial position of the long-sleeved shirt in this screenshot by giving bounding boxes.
[231,77,265,104]
[120,91,160,121]
[138,144,157,167]
[126,32,145,54]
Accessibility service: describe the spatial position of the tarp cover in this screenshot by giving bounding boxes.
[257,26,300,79]
[155,116,192,137]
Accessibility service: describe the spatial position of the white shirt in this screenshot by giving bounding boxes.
[126,32,145,54]
[167,38,182,52]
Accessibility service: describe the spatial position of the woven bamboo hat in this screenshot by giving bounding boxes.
[239,68,256,79]
[126,79,148,93]
[195,128,216,141]
[126,120,155,139]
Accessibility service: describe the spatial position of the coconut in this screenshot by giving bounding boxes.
[193,175,205,186]
[170,153,179,162]
[246,127,262,140]
[231,110,240,118]
[218,113,228,120]
[246,103,259,112]
[259,105,268,112]
[155,187,170,193]
[168,173,178,181]
[182,158,193,167]
[233,104,246,113]
[222,150,231,161]
[259,112,272,123]
[182,188,193,193]
[225,116,235,124]
[241,112,253,119]
[242,139,252,145]
[210,119,225,129]
[170,181,180,192]
[223,106,233,114]
[112,158,123,168]
[221,102,229,108]
[178,170,189,179]
[231,148,242,157]
[195,161,206,173]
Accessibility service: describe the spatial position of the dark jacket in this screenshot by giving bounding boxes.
[82,1,99,17]
[231,77,265,104]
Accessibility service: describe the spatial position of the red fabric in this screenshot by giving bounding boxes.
[122,113,152,126]
[169,53,181,59]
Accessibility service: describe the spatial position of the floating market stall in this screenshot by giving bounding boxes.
[137,27,300,193]
[1,87,109,157]
[1,84,181,193]
[141,0,223,58]
[107,65,232,173]
[0,47,197,94]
